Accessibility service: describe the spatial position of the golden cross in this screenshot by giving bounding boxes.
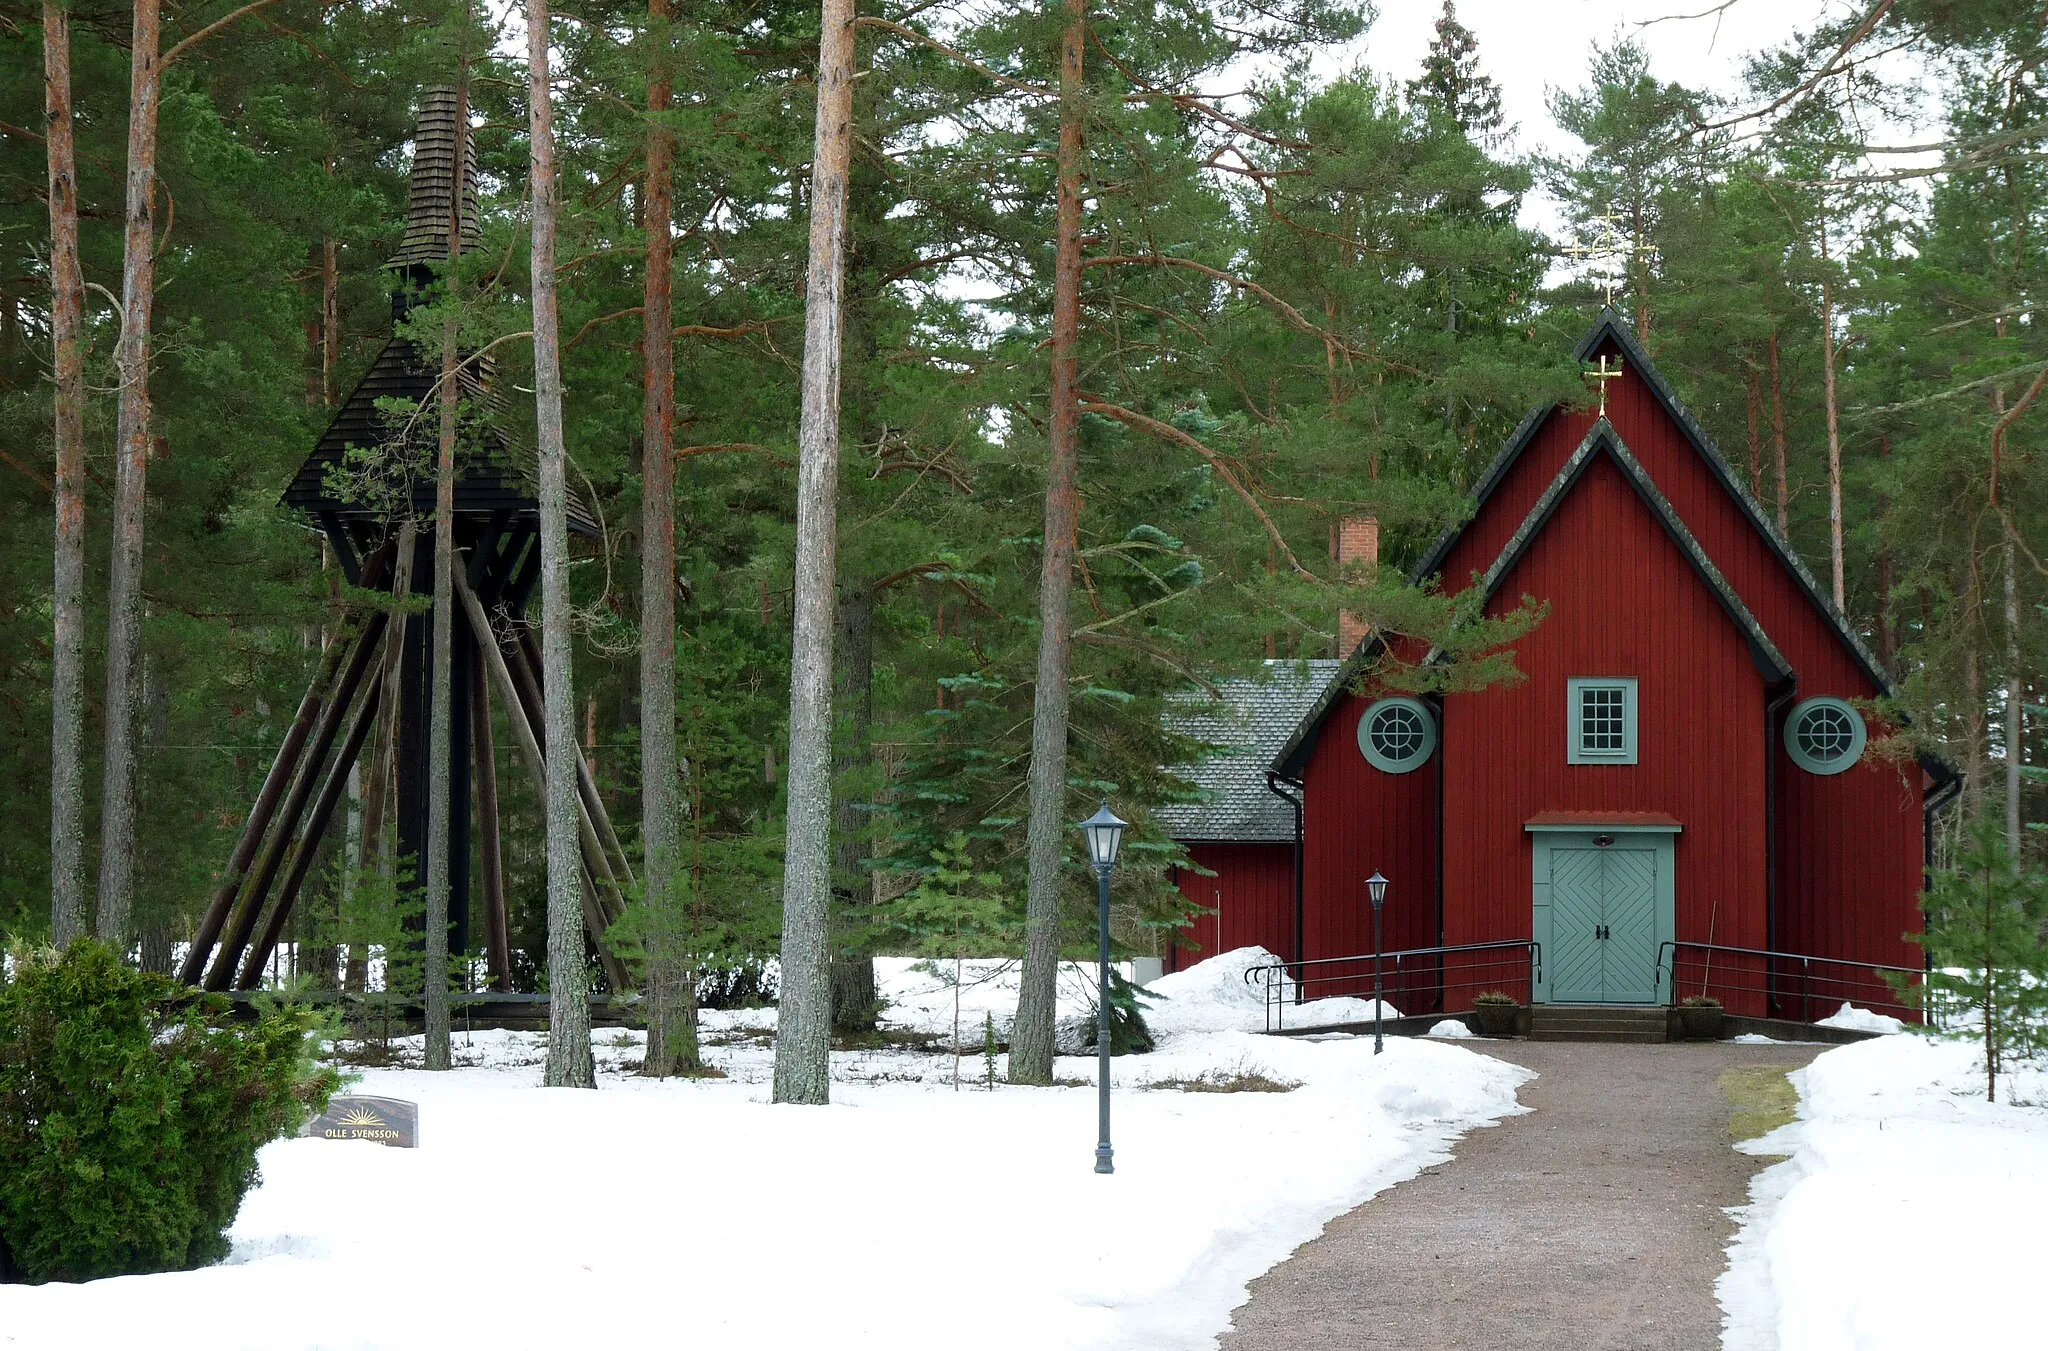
[1585,354,1624,417]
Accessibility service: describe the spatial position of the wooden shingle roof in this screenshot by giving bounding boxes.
[389,85,481,268]
[1156,662,1338,842]
[282,338,596,534]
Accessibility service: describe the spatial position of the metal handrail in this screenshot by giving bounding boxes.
[1244,940,1543,1033]
[1655,940,1927,1023]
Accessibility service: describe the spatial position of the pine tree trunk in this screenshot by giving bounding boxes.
[139,920,173,975]
[1743,358,1763,499]
[343,761,365,991]
[423,79,468,1072]
[830,582,877,1034]
[529,0,594,1089]
[1875,436,1895,671]
[2004,528,2023,867]
[1769,330,1789,537]
[771,0,856,1107]
[321,232,339,407]
[364,522,417,889]
[639,0,697,1076]
[1820,273,1844,611]
[1965,638,1986,824]
[1010,0,1087,1086]
[44,0,88,946]
[96,0,165,952]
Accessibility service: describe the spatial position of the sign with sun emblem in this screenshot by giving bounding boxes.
[300,1095,419,1148]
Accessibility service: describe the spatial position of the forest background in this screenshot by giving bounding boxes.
[0,0,2039,1036]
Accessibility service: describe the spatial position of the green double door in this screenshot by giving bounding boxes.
[1546,844,1662,1004]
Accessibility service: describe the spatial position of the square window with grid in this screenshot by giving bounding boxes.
[1580,686,1626,752]
[1567,678,1636,764]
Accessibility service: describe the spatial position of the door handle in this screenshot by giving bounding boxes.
[1595,924,1609,940]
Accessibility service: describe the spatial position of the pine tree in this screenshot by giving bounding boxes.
[773,0,858,1107]
[42,0,88,946]
[1911,826,2048,1102]
[1407,1,1504,145]
[634,0,693,1080]
[529,0,594,1090]
[95,0,167,953]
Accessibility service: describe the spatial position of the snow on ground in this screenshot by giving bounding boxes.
[1811,1003,1907,1036]
[1720,1033,2048,1351]
[0,947,1524,1351]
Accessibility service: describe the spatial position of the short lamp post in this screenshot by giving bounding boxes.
[1081,801,1127,1176]
[1367,871,1389,1055]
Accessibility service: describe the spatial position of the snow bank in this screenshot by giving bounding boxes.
[1427,1019,1475,1039]
[1720,1035,2048,1351]
[1141,946,1398,1035]
[0,950,1527,1351]
[1812,1002,1906,1036]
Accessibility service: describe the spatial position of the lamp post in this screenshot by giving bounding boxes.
[1080,801,1127,1175]
[1367,871,1388,1055]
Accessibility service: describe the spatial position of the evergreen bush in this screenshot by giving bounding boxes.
[1904,827,2048,1102]
[0,941,341,1284]
[1075,969,1156,1056]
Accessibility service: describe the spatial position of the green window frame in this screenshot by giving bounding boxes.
[1785,697,1867,776]
[1357,696,1436,774]
[1567,678,1638,765]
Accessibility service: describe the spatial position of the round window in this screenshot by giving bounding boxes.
[1358,697,1436,774]
[1786,697,1867,776]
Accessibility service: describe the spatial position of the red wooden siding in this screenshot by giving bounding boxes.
[1440,454,1772,1014]
[1773,754,1925,1014]
[1298,691,1441,1006]
[1167,843,1296,973]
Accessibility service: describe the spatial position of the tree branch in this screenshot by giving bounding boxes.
[674,441,771,460]
[854,18,1054,99]
[1083,253,1425,376]
[163,0,292,66]
[1689,0,1895,134]
[1076,393,1312,578]
[1989,362,2048,507]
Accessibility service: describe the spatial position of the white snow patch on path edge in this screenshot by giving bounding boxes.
[1717,1035,2048,1351]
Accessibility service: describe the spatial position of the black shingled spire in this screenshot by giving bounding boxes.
[280,86,593,534]
[390,84,482,269]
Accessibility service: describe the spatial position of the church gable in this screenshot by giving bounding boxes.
[1458,421,1790,684]
[1421,311,1889,700]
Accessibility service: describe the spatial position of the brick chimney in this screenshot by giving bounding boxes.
[1332,515,1379,658]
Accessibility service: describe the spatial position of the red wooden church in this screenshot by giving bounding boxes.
[1162,312,1958,1019]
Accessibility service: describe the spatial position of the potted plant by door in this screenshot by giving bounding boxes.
[1469,991,1521,1037]
[1675,995,1725,1041]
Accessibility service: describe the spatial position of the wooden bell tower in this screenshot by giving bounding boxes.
[179,87,632,993]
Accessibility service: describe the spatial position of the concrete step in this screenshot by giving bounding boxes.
[1525,1005,1668,1044]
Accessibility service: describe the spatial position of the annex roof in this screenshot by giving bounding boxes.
[1156,661,1338,842]
[281,338,596,534]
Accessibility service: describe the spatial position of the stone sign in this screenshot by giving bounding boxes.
[300,1095,418,1148]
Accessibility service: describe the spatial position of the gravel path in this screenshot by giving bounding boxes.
[1219,1039,1823,1351]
